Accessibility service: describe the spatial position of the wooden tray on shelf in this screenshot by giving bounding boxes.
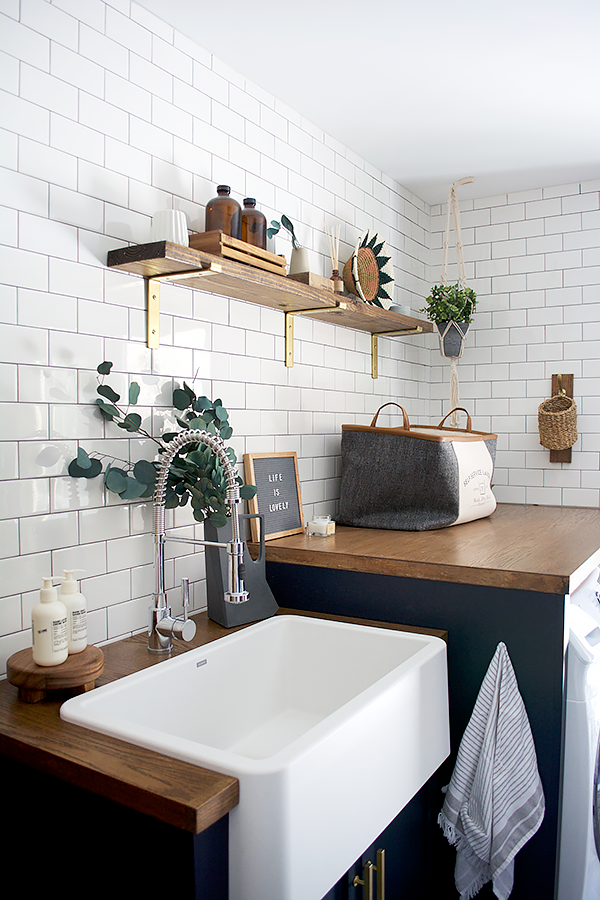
[189,231,287,276]
[287,271,345,293]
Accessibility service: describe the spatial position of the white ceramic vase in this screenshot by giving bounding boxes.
[288,246,310,275]
[150,209,189,246]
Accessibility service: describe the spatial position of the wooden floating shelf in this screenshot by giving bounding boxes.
[107,241,433,376]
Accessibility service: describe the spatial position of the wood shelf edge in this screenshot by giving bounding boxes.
[107,241,432,334]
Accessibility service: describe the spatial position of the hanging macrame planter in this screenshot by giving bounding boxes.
[437,319,470,359]
[437,177,475,426]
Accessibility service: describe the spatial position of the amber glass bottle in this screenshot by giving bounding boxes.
[205,185,241,239]
[241,198,267,249]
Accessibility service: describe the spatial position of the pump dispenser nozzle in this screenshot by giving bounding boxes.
[40,576,60,602]
[62,568,85,594]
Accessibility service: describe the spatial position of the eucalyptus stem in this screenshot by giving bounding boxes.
[68,361,256,524]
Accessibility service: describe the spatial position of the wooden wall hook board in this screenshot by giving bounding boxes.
[550,374,574,463]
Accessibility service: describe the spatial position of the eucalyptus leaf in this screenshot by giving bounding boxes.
[97,361,113,375]
[95,399,119,418]
[133,459,156,485]
[194,396,213,411]
[209,512,228,528]
[105,468,128,493]
[97,384,120,403]
[129,382,140,405]
[164,489,180,509]
[76,447,92,469]
[220,425,233,440]
[240,484,258,500]
[173,388,192,410]
[118,477,148,500]
[119,413,142,432]
[183,382,196,401]
[68,457,102,479]
[187,415,208,430]
[281,214,294,233]
[186,449,206,467]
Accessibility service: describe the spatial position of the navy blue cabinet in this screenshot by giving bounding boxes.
[321,776,450,899]
[5,757,229,899]
[268,562,565,900]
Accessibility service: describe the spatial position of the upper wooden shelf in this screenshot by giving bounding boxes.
[107,240,433,336]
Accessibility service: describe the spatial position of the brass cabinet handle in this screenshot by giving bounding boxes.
[376,849,385,900]
[352,850,385,900]
[353,861,374,899]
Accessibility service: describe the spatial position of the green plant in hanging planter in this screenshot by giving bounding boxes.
[266,214,300,249]
[420,283,477,324]
[67,362,256,528]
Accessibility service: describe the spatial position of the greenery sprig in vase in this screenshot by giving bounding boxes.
[68,362,256,528]
[266,214,300,248]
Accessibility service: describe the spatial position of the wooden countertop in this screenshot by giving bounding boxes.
[0,609,445,835]
[264,504,600,595]
[0,614,241,834]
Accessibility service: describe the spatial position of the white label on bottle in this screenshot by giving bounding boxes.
[52,616,68,650]
[70,608,87,640]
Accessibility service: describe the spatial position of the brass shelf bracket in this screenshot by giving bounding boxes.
[145,263,221,348]
[285,301,347,368]
[371,327,423,379]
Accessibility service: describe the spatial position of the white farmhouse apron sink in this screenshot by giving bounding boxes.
[61,614,449,900]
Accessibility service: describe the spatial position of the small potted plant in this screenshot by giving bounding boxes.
[420,283,477,358]
[267,214,310,274]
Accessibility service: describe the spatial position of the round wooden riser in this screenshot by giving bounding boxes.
[7,645,104,703]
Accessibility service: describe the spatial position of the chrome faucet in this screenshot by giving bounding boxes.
[149,428,249,652]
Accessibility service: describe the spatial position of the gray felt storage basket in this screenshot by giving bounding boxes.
[337,403,497,532]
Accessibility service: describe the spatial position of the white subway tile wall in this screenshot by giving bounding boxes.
[0,1,598,674]
[0,0,432,671]
[430,181,600,509]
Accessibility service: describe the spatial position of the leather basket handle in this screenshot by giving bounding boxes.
[438,407,472,431]
[370,403,410,430]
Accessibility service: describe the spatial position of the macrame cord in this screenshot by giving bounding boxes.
[440,176,474,427]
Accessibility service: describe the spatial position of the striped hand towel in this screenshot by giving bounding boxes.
[438,642,545,900]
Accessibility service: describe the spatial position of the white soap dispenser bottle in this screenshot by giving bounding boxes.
[61,569,88,654]
[32,577,68,666]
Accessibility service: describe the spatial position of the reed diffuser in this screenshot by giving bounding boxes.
[324,221,342,292]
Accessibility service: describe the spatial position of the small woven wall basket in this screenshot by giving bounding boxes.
[538,394,578,450]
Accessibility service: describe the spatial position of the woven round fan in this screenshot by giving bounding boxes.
[342,230,394,309]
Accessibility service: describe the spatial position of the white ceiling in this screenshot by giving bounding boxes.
[137,0,600,206]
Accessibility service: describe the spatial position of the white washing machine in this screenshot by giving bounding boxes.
[557,567,600,900]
